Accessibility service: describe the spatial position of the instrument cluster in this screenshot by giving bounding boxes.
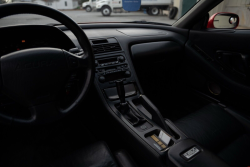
[0,25,75,57]
[0,38,60,56]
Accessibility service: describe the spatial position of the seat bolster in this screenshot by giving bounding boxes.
[217,134,250,167]
[114,150,138,167]
[48,141,118,167]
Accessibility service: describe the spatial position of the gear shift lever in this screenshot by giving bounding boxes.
[115,80,145,125]
[116,80,129,114]
[116,80,126,104]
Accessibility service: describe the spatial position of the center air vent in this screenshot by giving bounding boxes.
[92,43,122,55]
[91,38,122,55]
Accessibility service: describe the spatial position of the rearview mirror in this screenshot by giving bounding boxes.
[207,12,239,29]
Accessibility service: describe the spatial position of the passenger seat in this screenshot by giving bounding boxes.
[174,103,250,167]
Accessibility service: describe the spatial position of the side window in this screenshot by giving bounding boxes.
[208,0,250,29]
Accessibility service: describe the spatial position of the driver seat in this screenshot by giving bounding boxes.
[46,141,137,167]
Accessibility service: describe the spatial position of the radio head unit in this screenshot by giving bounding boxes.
[95,54,131,84]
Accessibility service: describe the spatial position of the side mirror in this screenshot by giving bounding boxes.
[207,12,239,29]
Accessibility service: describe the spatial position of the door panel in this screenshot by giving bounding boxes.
[185,29,250,115]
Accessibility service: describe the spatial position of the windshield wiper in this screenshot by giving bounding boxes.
[125,21,170,26]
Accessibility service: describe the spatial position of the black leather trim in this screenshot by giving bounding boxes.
[46,141,118,167]
[168,139,229,167]
[173,103,250,167]
[165,119,187,140]
[217,134,250,167]
[225,106,250,132]
[174,103,244,152]
[114,150,138,167]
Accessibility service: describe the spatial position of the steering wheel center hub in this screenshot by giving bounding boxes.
[1,48,70,106]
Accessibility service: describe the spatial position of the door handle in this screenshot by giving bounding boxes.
[216,50,250,84]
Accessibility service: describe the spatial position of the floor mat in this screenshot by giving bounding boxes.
[0,119,96,167]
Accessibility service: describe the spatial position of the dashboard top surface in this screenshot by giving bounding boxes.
[63,27,187,49]
[0,24,187,57]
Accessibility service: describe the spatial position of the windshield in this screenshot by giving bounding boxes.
[0,0,199,26]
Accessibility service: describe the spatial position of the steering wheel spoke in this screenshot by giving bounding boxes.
[64,50,89,71]
[28,102,61,124]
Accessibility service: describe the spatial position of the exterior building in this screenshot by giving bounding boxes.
[11,0,79,9]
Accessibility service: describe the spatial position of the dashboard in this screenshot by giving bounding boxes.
[0,25,75,57]
[0,23,187,167]
[0,23,186,118]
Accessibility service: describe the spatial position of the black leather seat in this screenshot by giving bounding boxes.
[46,141,137,167]
[174,103,250,167]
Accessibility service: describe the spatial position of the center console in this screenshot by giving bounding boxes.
[91,37,229,167]
[92,37,185,159]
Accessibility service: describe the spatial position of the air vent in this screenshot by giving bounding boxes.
[92,39,108,44]
[92,43,122,55]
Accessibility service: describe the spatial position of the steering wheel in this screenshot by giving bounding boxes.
[0,3,95,124]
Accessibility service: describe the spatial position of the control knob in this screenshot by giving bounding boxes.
[98,76,105,83]
[95,60,98,67]
[124,71,131,77]
[118,56,125,62]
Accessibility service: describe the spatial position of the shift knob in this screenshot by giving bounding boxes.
[116,80,125,103]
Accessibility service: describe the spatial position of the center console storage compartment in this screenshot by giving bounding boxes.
[145,129,174,151]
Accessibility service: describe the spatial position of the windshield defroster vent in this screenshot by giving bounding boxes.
[92,43,122,55]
